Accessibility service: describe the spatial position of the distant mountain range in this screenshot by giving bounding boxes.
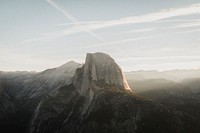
[125,69,200,82]
[0,52,200,133]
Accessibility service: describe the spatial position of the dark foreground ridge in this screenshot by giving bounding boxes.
[0,52,199,133]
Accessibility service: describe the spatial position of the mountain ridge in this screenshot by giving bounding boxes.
[0,52,199,133]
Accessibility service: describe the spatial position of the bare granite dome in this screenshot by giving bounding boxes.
[73,52,132,114]
[73,52,131,95]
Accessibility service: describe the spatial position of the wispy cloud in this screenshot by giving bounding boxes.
[46,0,77,23]
[45,3,200,37]
[174,22,200,28]
[85,26,200,49]
[119,55,200,61]
[20,2,200,44]
[85,35,162,48]
[128,28,153,33]
[81,3,200,29]
[154,19,200,23]
[176,28,200,34]
[46,0,105,42]
[57,21,100,26]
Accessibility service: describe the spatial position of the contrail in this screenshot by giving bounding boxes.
[57,21,99,26]
[31,1,200,45]
[47,2,200,35]
[86,35,163,48]
[46,0,105,42]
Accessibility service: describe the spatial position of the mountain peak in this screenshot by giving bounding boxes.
[58,60,81,69]
[73,52,131,95]
[56,60,82,75]
[73,52,131,114]
[86,52,131,91]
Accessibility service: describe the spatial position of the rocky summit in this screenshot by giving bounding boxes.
[74,52,131,94]
[0,52,198,133]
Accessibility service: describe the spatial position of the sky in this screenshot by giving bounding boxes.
[0,0,200,72]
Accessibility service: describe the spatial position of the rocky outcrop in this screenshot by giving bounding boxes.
[73,52,131,95]
[73,52,132,114]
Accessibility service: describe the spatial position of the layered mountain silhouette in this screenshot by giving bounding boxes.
[0,52,199,133]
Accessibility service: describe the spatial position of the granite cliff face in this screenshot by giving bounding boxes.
[74,53,131,94]
[73,53,131,114]
[0,52,198,133]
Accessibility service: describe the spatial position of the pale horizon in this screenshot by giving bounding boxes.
[1,56,200,73]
